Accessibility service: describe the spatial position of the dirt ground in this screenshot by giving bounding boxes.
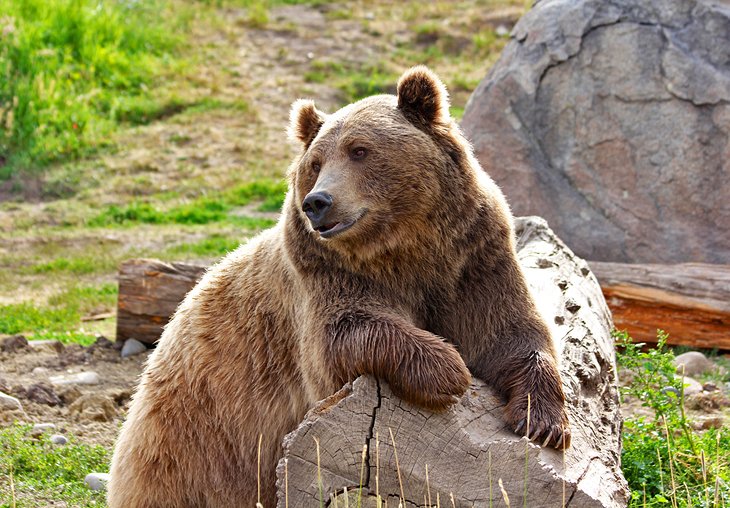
[0,338,147,449]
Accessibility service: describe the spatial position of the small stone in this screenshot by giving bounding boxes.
[1,334,29,353]
[675,351,715,377]
[50,434,68,445]
[0,391,22,411]
[27,339,65,354]
[58,385,83,405]
[703,382,719,392]
[93,335,114,349]
[495,25,510,37]
[69,393,117,422]
[26,383,62,406]
[32,423,56,433]
[32,367,49,375]
[693,415,724,431]
[50,371,100,386]
[661,386,679,397]
[677,376,703,396]
[121,338,147,358]
[84,472,111,491]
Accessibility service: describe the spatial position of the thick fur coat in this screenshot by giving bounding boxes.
[107,66,569,508]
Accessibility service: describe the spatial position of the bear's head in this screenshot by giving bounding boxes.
[287,66,482,264]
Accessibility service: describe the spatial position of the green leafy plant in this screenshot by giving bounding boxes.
[616,330,730,507]
[0,424,109,507]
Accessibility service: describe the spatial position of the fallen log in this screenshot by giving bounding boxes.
[590,262,730,349]
[116,259,206,344]
[274,217,629,508]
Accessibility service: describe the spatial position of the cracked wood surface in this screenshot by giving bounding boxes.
[275,217,629,508]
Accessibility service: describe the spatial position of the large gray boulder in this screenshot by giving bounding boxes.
[462,0,730,263]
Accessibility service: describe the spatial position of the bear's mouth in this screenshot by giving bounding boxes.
[315,210,366,239]
[316,219,356,238]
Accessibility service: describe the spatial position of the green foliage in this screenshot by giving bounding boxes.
[89,179,286,226]
[616,330,730,507]
[167,233,241,257]
[0,424,109,507]
[0,0,184,176]
[0,284,116,343]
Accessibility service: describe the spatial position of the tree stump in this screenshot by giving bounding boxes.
[275,217,629,508]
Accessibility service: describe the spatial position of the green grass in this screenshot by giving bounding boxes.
[617,331,730,507]
[0,283,117,345]
[167,233,242,257]
[0,0,189,177]
[0,424,109,508]
[89,179,286,227]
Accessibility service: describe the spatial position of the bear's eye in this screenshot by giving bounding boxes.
[351,147,367,160]
[312,162,321,173]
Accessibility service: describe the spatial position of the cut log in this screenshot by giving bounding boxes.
[274,217,629,508]
[590,262,730,349]
[116,259,206,344]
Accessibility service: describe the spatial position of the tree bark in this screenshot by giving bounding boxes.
[590,262,730,349]
[274,217,629,508]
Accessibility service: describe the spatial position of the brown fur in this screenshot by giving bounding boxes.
[107,66,569,508]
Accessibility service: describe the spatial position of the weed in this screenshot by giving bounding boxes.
[616,330,730,506]
[0,284,116,344]
[0,424,109,508]
[0,0,186,176]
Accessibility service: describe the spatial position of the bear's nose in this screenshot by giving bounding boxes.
[302,191,333,224]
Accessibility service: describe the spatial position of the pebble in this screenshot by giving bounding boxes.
[1,334,29,353]
[677,375,703,396]
[50,434,68,445]
[32,423,56,433]
[84,472,111,491]
[121,338,147,358]
[26,383,62,406]
[32,367,49,375]
[496,25,510,37]
[675,351,715,377]
[50,371,100,386]
[0,391,22,411]
[27,339,65,354]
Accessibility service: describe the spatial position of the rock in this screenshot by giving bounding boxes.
[31,367,49,375]
[69,393,117,422]
[32,423,56,433]
[25,383,62,406]
[121,338,147,358]
[57,385,83,405]
[27,339,65,354]
[703,382,720,392]
[50,371,100,386]
[462,0,730,263]
[678,376,703,396]
[661,386,680,397]
[93,335,114,349]
[693,415,724,430]
[1,334,29,353]
[675,351,715,376]
[686,391,730,411]
[50,434,68,445]
[84,472,111,491]
[0,391,22,411]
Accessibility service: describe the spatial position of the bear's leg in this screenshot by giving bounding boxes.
[497,349,571,449]
[324,306,472,412]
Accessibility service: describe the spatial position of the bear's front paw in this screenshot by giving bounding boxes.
[391,342,471,412]
[505,394,571,450]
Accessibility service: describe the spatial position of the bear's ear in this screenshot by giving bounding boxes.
[397,66,450,128]
[288,99,327,149]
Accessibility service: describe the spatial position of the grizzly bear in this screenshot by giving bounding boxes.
[107,66,569,507]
